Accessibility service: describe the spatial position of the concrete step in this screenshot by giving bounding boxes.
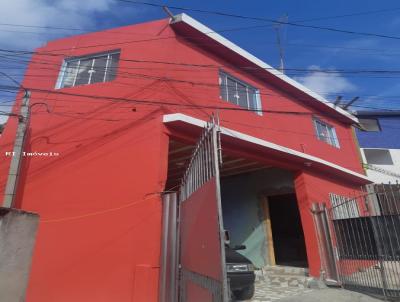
[255,265,312,288]
[262,265,309,276]
[265,274,309,288]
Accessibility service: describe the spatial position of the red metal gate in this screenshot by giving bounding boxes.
[177,117,228,302]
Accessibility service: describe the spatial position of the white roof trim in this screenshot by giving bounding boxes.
[163,113,369,182]
[171,13,358,124]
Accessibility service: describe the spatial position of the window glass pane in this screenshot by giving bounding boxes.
[75,58,93,86]
[62,61,79,88]
[327,127,336,146]
[91,56,108,84]
[330,127,340,148]
[364,149,393,165]
[219,73,228,100]
[248,88,257,110]
[237,82,248,109]
[105,53,120,81]
[226,77,237,104]
[316,121,329,143]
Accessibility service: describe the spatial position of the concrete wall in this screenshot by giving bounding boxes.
[220,168,294,268]
[360,148,400,183]
[0,208,39,302]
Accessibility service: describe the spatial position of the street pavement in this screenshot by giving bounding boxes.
[277,288,383,302]
[245,283,383,302]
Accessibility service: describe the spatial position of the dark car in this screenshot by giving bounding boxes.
[225,244,256,300]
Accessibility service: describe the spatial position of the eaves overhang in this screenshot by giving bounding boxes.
[170,13,358,124]
[163,113,371,185]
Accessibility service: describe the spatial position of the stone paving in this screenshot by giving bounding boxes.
[246,280,314,302]
[237,266,315,302]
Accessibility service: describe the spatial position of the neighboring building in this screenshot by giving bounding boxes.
[0,14,369,302]
[355,111,400,184]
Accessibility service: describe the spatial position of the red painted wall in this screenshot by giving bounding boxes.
[294,170,365,276]
[0,17,368,300]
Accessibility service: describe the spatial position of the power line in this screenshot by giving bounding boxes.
[0,64,399,112]
[2,6,399,33]
[2,26,400,59]
[4,49,400,77]
[0,64,399,115]
[115,0,400,41]
[292,7,400,23]
[0,83,399,114]
[1,52,399,111]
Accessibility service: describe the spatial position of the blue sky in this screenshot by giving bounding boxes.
[1,0,400,123]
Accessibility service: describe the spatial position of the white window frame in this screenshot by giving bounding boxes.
[56,50,120,89]
[313,118,340,148]
[219,71,262,115]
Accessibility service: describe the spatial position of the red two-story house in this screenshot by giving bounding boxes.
[0,13,369,302]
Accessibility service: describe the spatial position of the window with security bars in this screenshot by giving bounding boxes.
[219,71,262,115]
[313,119,340,148]
[57,51,120,88]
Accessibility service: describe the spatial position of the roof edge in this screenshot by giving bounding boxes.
[164,113,370,183]
[171,13,358,124]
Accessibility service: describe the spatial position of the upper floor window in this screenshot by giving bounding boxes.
[314,119,340,148]
[219,71,262,115]
[363,149,393,165]
[359,118,380,132]
[56,51,120,88]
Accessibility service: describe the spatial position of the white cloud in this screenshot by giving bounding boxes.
[295,65,357,98]
[0,0,119,49]
[0,0,145,125]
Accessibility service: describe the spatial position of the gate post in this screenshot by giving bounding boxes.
[365,188,389,296]
[311,203,339,284]
[159,193,178,302]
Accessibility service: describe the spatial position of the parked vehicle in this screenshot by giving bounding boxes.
[225,231,255,300]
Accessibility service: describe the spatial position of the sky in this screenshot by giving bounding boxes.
[1,0,400,123]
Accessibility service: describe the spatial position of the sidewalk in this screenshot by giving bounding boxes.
[277,288,382,302]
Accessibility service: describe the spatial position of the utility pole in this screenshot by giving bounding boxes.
[273,14,288,74]
[2,90,30,208]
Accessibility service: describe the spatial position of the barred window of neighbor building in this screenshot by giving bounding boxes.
[219,71,262,115]
[57,51,120,88]
[313,119,340,148]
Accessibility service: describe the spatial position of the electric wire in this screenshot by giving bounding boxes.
[4,48,400,77]
[115,0,400,41]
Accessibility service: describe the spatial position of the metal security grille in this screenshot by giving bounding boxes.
[177,116,228,302]
[326,183,400,300]
[179,118,222,201]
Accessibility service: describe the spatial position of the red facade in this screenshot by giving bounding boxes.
[0,15,369,302]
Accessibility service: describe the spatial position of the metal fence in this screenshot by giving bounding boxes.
[326,183,400,300]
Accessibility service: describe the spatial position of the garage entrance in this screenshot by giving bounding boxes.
[219,168,308,269]
[161,131,310,301]
[268,194,308,267]
[164,138,309,270]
